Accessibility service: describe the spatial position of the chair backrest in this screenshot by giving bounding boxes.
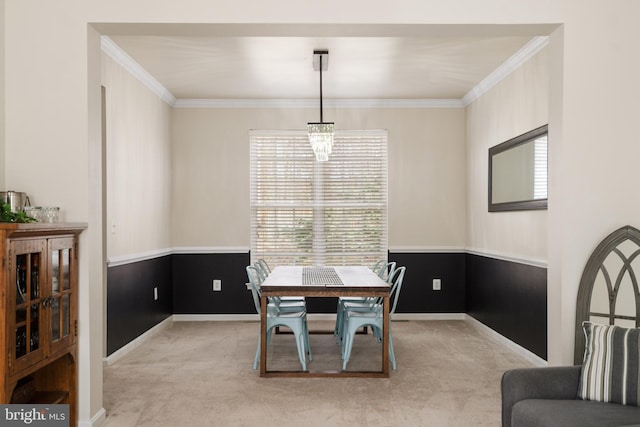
[372,260,396,282]
[387,266,406,315]
[253,261,268,282]
[257,258,272,275]
[382,262,397,282]
[246,266,263,314]
[372,260,386,275]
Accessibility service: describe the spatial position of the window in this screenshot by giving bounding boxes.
[250,130,388,267]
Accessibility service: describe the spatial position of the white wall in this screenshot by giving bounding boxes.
[5,0,640,424]
[547,3,640,364]
[170,106,466,249]
[466,47,549,264]
[102,52,172,259]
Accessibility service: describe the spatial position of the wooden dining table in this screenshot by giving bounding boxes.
[259,265,391,378]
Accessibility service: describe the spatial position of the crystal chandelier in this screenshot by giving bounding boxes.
[308,50,334,161]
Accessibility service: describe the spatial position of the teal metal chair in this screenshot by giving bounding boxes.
[253,259,307,310]
[256,258,272,275]
[333,261,396,342]
[246,266,312,370]
[341,266,406,371]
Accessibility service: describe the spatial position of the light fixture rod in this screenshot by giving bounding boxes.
[319,54,324,123]
[313,50,329,123]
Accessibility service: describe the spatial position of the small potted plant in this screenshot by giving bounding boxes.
[0,203,37,223]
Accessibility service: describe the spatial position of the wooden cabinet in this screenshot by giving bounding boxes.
[0,223,86,426]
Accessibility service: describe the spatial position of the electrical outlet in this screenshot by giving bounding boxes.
[213,279,222,291]
[153,286,158,300]
[432,278,441,291]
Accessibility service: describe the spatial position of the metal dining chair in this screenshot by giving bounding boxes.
[255,259,306,306]
[254,258,271,278]
[246,266,312,370]
[340,266,406,371]
[333,261,396,343]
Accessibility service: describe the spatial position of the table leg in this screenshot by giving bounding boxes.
[382,294,390,376]
[260,294,268,376]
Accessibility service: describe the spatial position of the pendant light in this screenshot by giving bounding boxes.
[308,50,334,161]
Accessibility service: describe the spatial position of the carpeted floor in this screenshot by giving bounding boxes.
[102,320,535,426]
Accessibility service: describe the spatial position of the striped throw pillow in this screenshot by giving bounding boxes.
[578,321,640,406]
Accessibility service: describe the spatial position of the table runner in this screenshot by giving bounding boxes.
[302,267,344,285]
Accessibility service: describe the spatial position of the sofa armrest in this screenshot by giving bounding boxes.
[501,365,581,427]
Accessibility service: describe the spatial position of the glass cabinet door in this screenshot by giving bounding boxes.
[9,239,46,374]
[48,237,76,355]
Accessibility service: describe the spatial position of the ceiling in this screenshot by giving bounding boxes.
[107,34,541,102]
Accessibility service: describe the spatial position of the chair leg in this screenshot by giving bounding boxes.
[372,323,396,370]
[388,326,396,370]
[304,319,312,361]
[253,334,261,370]
[254,327,275,370]
[341,331,352,370]
[341,320,359,370]
[257,321,312,372]
[294,329,307,371]
[342,319,394,371]
[335,301,344,343]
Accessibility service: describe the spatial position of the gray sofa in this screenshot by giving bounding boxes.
[501,365,640,427]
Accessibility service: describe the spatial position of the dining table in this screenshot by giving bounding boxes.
[259,265,391,378]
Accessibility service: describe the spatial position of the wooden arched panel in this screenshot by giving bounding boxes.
[574,225,640,364]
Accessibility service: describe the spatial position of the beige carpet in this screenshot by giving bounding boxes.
[102,320,535,426]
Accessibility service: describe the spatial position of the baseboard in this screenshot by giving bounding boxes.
[103,316,173,366]
[174,313,336,322]
[79,407,106,427]
[173,314,258,322]
[173,313,467,322]
[465,315,547,367]
[393,313,466,321]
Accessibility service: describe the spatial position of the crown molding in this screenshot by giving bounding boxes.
[101,36,176,106]
[461,36,549,106]
[173,98,463,109]
[101,35,547,110]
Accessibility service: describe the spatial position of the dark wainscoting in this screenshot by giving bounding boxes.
[275,252,467,313]
[107,255,173,356]
[389,252,466,313]
[465,253,547,360]
[107,250,547,360]
[172,252,252,314]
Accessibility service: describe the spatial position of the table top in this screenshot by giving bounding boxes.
[261,266,389,290]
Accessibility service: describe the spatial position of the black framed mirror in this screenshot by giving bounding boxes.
[488,124,548,212]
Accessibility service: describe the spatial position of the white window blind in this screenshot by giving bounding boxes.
[250,130,388,267]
